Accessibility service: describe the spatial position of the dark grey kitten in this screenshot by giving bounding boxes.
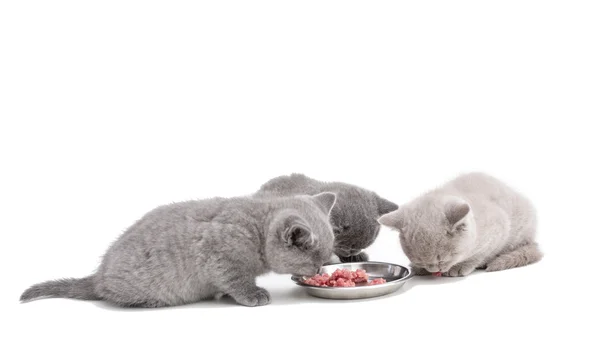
[20,193,336,307]
[254,174,398,263]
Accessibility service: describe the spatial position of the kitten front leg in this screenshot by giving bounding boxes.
[230,285,271,307]
[211,259,271,307]
[217,274,271,307]
[409,264,430,276]
[443,260,479,277]
[338,251,369,263]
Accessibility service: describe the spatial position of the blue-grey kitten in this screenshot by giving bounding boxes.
[378,172,542,277]
[254,174,398,263]
[20,192,336,307]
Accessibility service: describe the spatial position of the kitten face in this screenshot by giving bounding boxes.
[266,193,336,276]
[378,196,476,273]
[325,184,398,258]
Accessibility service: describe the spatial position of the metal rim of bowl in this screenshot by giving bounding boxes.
[291,261,414,290]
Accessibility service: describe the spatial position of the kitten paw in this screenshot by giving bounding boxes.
[233,287,271,307]
[485,257,510,272]
[324,254,342,265]
[339,252,369,263]
[444,264,476,277]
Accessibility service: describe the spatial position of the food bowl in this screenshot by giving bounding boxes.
[291,261,413,300]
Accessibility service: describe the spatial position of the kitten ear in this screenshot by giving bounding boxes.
[444,198,471,226]
[311,192,337,215]
[284,224,314,250]
[376,195,399,215]
[377,209,404,230]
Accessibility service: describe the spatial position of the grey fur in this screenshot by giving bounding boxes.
[254,173,398,262]
[20,276,98,301]
[21,193,336,307]
[378,172,542,277]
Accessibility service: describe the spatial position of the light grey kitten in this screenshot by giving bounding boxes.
[20,193,336,307]
[255,173,398,263]
[378,172,542,276]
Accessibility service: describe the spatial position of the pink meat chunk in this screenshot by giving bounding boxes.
[353,269,369,283]
[330,268,353,281]
[331,278,356,287]
[303,268,387,287]
[368,278,387,285]
[303,273,331,286]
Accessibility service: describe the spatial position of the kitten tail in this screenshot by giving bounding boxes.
[20,275,99,302]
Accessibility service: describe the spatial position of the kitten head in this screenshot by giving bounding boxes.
[266,192,336,276]
[324,183,398,259]
[378,195,476,273]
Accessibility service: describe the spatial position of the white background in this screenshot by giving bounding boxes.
[1,1,599,346]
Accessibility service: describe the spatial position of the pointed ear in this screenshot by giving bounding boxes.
[377,209,404,230]
[311,192,336,215]
[444,198,471,226]
[376,195,399,215]
[284,224,314,250]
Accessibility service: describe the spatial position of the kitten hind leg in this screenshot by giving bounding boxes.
[486,242,543,272]
[95,282,170,308]
[125,300,169,308]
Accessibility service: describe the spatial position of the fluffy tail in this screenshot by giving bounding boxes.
[20,275,99,302]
